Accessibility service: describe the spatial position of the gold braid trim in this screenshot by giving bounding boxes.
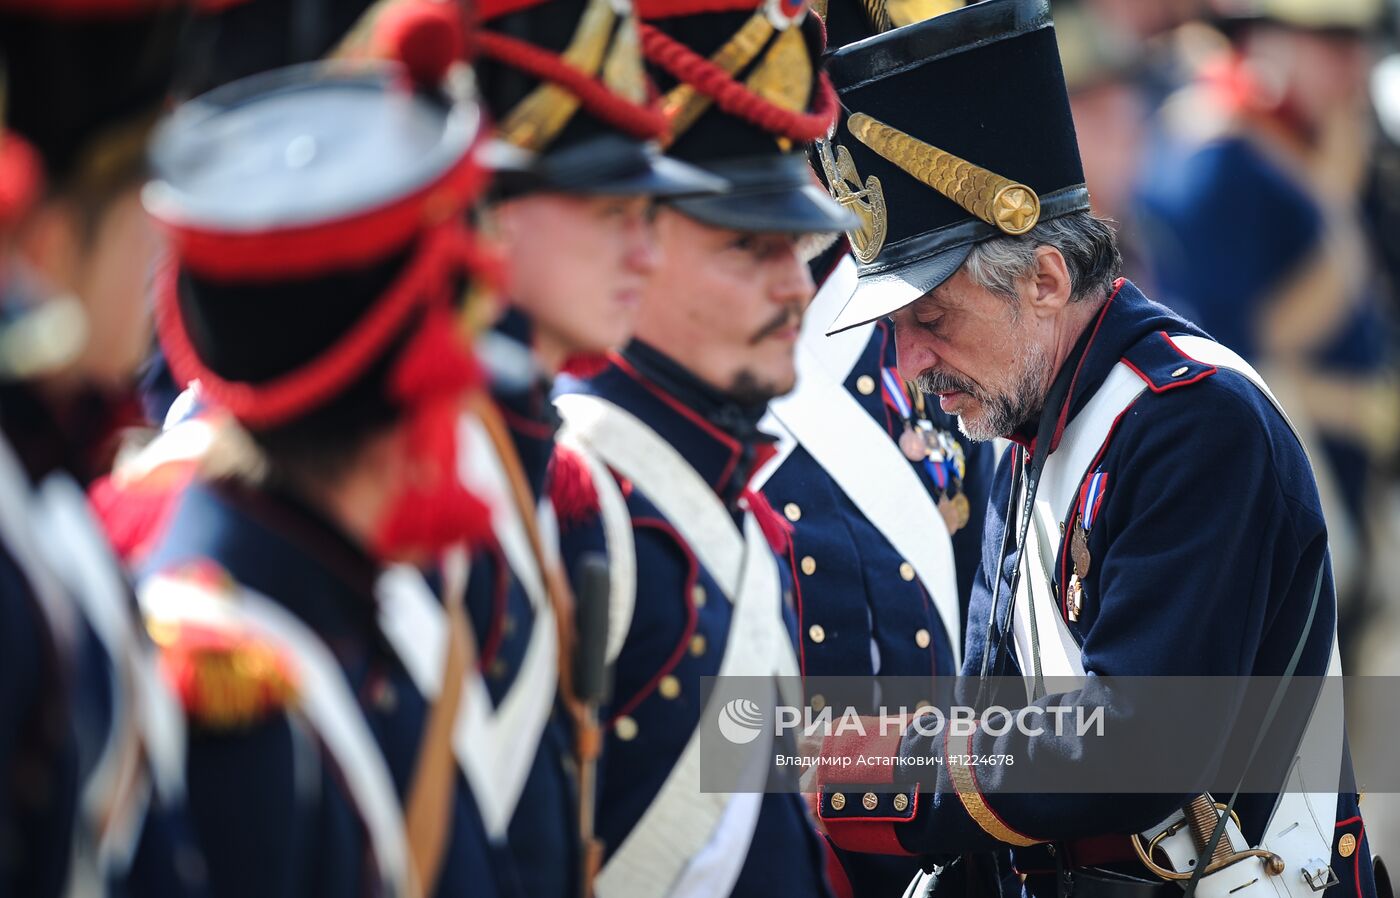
[847,112,1041,236]
[945,728,1042,847]
[498,0,617,151]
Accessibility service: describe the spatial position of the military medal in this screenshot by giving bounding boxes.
[900,423,929,461]
[1067,575,1083,622]
[1072,470,1109,579]
[951,492,970,530]
[1070,524,1091,578]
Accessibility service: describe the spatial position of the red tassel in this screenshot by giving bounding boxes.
[387,307,483,403]
[743,487,792,554]
[373,310,494,559]
[372,476,494,559]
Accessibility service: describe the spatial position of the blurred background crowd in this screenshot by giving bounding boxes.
[1053,0,1400,860]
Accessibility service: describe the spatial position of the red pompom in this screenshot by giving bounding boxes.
[0,131,44,230]
[548,447,602,529]
[374,0,466,87]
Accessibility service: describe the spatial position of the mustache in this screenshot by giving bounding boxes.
[916,368,982,399]
[749,306,802,345]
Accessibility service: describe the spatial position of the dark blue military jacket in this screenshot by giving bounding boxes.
[556,342,834,898]
[760,318,994,897]
[462,309,577,898]
[818,281,1373,898]
[144,479,499,898]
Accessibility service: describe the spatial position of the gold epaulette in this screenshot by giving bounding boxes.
[144,570,300,730]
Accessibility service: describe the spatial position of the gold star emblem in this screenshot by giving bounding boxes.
[993,185,1040,235]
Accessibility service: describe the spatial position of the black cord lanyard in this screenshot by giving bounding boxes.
[974,367,1075,708]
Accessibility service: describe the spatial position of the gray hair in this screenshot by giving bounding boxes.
[961,211,1122,307]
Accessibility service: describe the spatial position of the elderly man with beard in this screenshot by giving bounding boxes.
[808,4,1373,898]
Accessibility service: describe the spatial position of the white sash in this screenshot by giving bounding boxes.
[376,412,557,841]
[139,574,413,898]
[30,477,187,873]
[555,393,801,898]
[1012,336,1344,897]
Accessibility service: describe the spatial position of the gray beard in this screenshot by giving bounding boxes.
[916,341,1051,442]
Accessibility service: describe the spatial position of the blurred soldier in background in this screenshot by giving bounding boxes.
[1137,0,1398,652]
[0,2,207,895]
[377,3,722,897]
[551,0,853,893]
[134,33,503,896]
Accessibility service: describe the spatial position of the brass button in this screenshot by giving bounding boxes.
[489,658,509,679]
[899,562,915,582]
[1172,366,1189,378]
[689,634,707,657]
[808,624,826,644]
[856,375,876,395]
[615,716,639,741]
[691,585,706,608]
[502,614,516,636]
[893,793,910,812]
[915,628,931,649]
[659,675,681,700]
[830,792,847,811]
[801,556,817,576]
[810,694,826,712]
[1339,832,1357,858]
[862,792,879,811]
[784,502,802,522]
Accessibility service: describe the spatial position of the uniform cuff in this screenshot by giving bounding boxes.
[816,725,918,856]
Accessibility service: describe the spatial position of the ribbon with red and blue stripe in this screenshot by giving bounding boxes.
[1079,470,1109,531]
[879,367,954,491]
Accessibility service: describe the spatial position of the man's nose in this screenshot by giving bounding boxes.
[892,311,939,383]
[770,245,816,308]
[624,207,661,275]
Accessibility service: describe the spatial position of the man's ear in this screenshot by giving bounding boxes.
[1026,245,1073,319]
[13,199,81,294]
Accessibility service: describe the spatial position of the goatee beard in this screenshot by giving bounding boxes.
[916,341,1051,442]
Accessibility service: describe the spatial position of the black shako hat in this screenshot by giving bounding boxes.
[819,0,1092,334]
[638,0,855,234]
[476,0,724,198]
[144,60,495,436]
